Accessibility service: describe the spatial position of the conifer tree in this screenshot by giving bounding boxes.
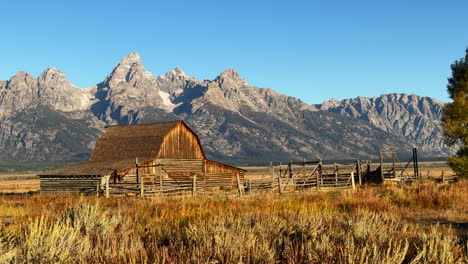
[442,48,468,177]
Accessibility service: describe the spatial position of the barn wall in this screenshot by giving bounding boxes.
[157,123,205,159]
[40,176,101,193]
[113,159,204,182]
[115,159,244,188]
[204,159,245,183]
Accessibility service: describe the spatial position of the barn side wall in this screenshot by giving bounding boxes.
[204,160,245,184]
[157,123,205,159]
[40,176,101,194]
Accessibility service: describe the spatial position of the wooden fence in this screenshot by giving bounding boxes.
[245,161,356,194]
[101,160,358,197]
[104,173,243,197]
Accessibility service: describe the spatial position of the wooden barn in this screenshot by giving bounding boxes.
[39,121,246,195]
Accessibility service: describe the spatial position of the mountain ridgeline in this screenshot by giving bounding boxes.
[0,53,452,165]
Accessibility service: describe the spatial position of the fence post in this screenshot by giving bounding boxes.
[302,158,306,178]
[236,172,243,196]
[334,163,338,187]
[136,157,140,183]
[192,174,197,196]
[318,160,323,190]
[158,165,163,195]
[140,176,144,197]
[357,160,362,186]
[379,150,384,181]
[351,171,356,190]
[414,148,419,178]
[316,163,320,191]
[278,176,283,194]
[96,183,100,196]
[288,160,293,178]
[279,162,282,178]
[270,161,274,179]
[105,176,110,198]
[248,179,252,192]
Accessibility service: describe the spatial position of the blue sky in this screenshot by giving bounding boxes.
[0,0,467,103]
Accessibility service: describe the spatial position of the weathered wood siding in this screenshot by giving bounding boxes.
[40,176,101,193]
[204,160,245,184]
[157,123,205,159]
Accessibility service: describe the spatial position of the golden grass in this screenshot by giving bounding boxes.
[0,179,39,193]
[0,180,466,263]
[0,174,39,194]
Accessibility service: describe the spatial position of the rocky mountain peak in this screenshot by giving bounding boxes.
[215,68,248,88]
[319,98,340,110]
[38,67,68,87]
[103,52,155,88]
[156,67,197,96]
[119,52,142,66]
[157,67,191,82]
[92,52,171,124]
[170,67,188,77]
[8,71,36,88]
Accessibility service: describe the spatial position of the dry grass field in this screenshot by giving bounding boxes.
[0,174,39,194]
[0,179,467,263]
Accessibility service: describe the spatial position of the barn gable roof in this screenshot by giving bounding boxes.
[41,120,208,176]
[91,121,182,162]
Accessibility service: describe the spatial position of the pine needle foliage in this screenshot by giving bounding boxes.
[442,48,468,177]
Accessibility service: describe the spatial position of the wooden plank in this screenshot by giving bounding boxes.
[192,174,197,196]
[357,160,362,186]
[105,176,109,198]
[236,172,243,196]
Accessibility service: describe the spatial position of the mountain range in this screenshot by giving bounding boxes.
[0,53,452,165]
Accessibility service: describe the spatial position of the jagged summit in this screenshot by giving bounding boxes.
[159,67,190,80]
[41,67,63,74]
[215,68,248,87]
[38,67,68,86]
[155,67,196,96]
[8,71,35,87]
[102,52,156,88]
[119,52,142,65]
[14,70,32,77]
[218,68,240,79]
[171,67,188,77]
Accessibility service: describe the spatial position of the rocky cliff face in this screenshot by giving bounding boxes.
[315,94,449,155]
[0,52,452,164]
[0,68,92,119]
[0,68,101,162]
[90,52,176,125]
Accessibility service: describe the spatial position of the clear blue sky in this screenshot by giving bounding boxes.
[1,0,467,103]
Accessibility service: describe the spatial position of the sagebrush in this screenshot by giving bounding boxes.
[0,181,467,263]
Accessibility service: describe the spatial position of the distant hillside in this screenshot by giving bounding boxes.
[0,53,453,165]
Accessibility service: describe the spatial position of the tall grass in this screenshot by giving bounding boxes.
[0,181,467,263]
